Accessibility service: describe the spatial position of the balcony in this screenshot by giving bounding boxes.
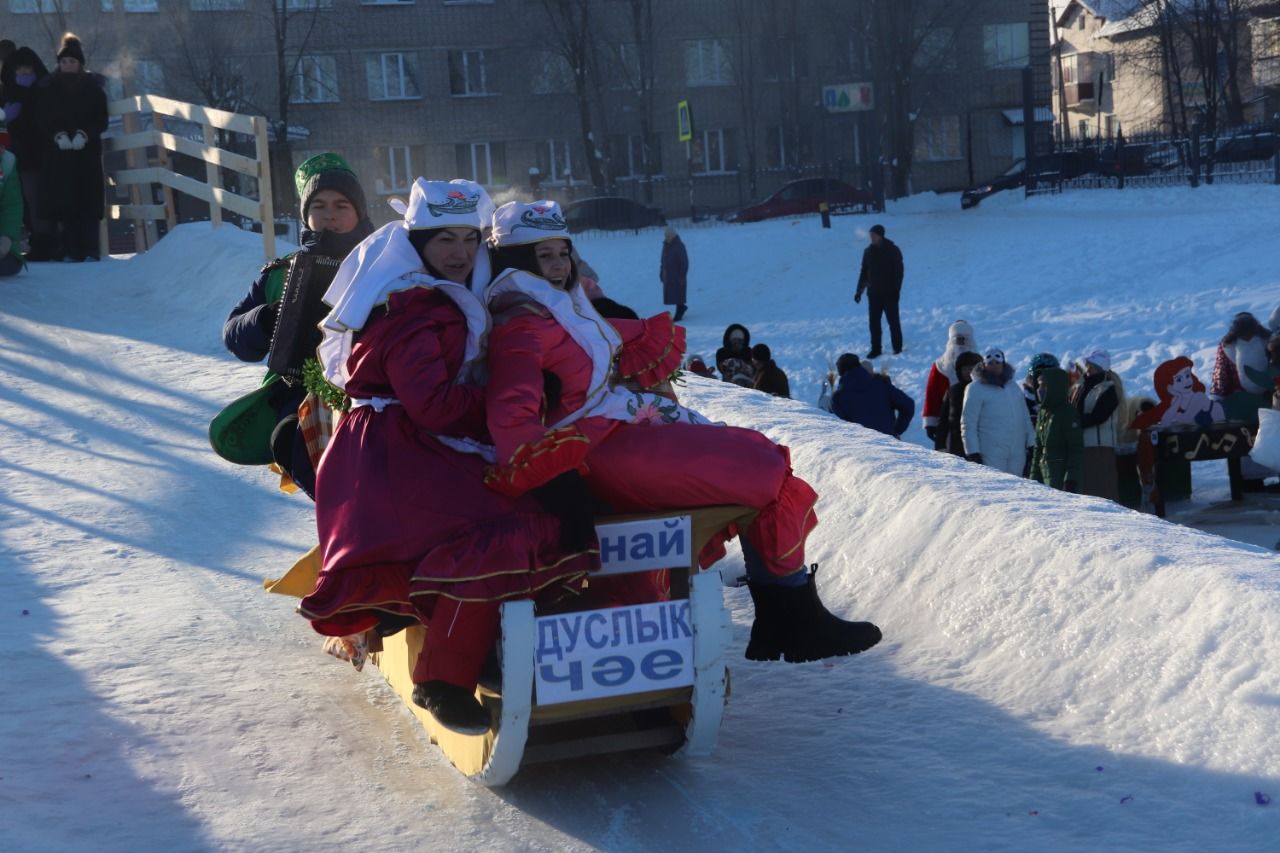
[1065,81,1095,105]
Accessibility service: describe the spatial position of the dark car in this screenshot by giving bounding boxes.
[733,177,873,222]
[563,196,666,232]
[960,160,1032,209]
[960,154,1083,209]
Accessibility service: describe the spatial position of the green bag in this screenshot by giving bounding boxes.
[209,373,283,465]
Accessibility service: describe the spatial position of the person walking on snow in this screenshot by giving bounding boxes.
[922,320,979,441]
[854,223,904,359]
[660,225,688,322]
[961,347,1035,475]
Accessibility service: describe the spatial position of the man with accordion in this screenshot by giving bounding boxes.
[213,153,374,497]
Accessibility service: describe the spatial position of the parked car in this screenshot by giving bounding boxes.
[563,196,666,232]
[960,157,1074,209]
[1212,131,1279,164]
[732,177,873,222]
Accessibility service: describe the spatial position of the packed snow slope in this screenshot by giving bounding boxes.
[3,184,1280,852]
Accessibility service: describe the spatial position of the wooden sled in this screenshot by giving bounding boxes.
[267,505,756,786]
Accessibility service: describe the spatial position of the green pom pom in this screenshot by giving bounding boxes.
[302,358,350,412]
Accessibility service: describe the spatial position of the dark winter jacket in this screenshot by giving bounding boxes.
[1031,367,1084,489]
[1072,371,1119,441]
[660,234,688,305]
[752,359,791,399]
[0,47,51,172]
[832,366,915,437]
[855,237,904,300]
[934,377,973,455]
[715,323,754,385]
[35,69,108,220]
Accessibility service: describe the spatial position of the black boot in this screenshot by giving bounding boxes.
[673,303,687,322]
[744,580,784,661]
[412,680,491,735]
[747,567,881,663]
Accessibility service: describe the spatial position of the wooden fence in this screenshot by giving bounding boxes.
[103,95,275,259]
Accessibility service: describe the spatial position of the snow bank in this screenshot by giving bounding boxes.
[680,378,1280,776]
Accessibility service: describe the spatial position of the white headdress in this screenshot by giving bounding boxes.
[490,200,569,247]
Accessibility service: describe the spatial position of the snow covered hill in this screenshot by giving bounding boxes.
[3,184,1279,851]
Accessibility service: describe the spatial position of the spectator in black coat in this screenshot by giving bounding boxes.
[854,224,905,358]
[660,225,688,322]
[831,352,915,437]
[751,343,791,398]
[934,351,983,455]
[0,46,52,260]
[34,34,107,262]
[715,323,755,386]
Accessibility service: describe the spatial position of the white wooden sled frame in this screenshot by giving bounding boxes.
[371,505,757,786]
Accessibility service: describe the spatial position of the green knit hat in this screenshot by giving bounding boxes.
[294,152,367,223]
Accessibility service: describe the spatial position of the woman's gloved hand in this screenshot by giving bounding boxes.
[531,470,596,552]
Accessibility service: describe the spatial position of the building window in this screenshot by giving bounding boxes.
[191,0,246,9]
[760,37,808,82]
[292,55,338,103]
[536,139,577,185]
[1251,18,1280,86]
[362,0,413,5]
[913,115,962,162]
[367,52,421,100]
[132,59,165,95]
[455,141,507,186]
[609,133,661,178]
[9,0,60,11]
[531,51,573,94]
[101,0,159,10]
[373,144,419,194]
[685,39,732,86]
[607,43,641,91]
[449,49,489,96]
[983,23,1030,69]
[1078,119,1091,140]
[280,0,334,9]
[692,128,736,174]
[915,28,956,72]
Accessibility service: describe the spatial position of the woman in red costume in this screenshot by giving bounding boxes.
[483,200,881,663]
[299,180,598,734]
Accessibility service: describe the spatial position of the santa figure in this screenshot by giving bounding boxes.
[922,320,979,441]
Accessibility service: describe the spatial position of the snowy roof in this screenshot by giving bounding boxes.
[1054,0,1147,28]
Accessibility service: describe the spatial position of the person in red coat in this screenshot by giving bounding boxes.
[299,180,598,735]
[483,200,881,664]
[922,320,979,442]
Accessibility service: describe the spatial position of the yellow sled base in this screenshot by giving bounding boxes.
[281,506,756,786]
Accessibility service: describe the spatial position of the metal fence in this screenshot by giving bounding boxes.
[1034,119,1280,195]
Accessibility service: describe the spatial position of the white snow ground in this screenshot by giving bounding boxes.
[2,183,1279,852]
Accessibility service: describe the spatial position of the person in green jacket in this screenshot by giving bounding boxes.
[0,116,24,276]
[1030,366,1083,492]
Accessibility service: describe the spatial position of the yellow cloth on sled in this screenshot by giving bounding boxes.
[263,544,321,598]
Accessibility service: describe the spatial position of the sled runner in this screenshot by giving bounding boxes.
[267,505,756,786]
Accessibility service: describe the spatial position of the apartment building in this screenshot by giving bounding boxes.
[4,0,1051,223]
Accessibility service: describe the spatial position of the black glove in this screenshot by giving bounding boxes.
[531,470,596,552]
[966,453,983,464]
[854,291,863,304]
[925,426,938,442]
[1063,480,1079,493]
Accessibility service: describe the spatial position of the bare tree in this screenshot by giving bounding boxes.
[538,0,608,191]
[604,0,659,191]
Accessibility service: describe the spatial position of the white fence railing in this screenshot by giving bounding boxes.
[104,95,275,259]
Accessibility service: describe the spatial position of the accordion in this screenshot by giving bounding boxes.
[266,253,342,383]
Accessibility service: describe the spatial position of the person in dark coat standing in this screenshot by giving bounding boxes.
[1,46,52,260]
[934,351,983,455]
[854,224,904,359]
[751,343,791,398]
[660,225,688,322]
[831,353,914,437]
[34,34,107,262]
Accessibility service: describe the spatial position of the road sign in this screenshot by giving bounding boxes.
[822,83,874,113]
[677,99,693,142]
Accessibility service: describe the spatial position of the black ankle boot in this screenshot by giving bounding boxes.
[747,567,881,663]
[744,580,784,661]
[412,680,491,735]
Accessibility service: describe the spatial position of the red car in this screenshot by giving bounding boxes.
[733,177,873,222]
